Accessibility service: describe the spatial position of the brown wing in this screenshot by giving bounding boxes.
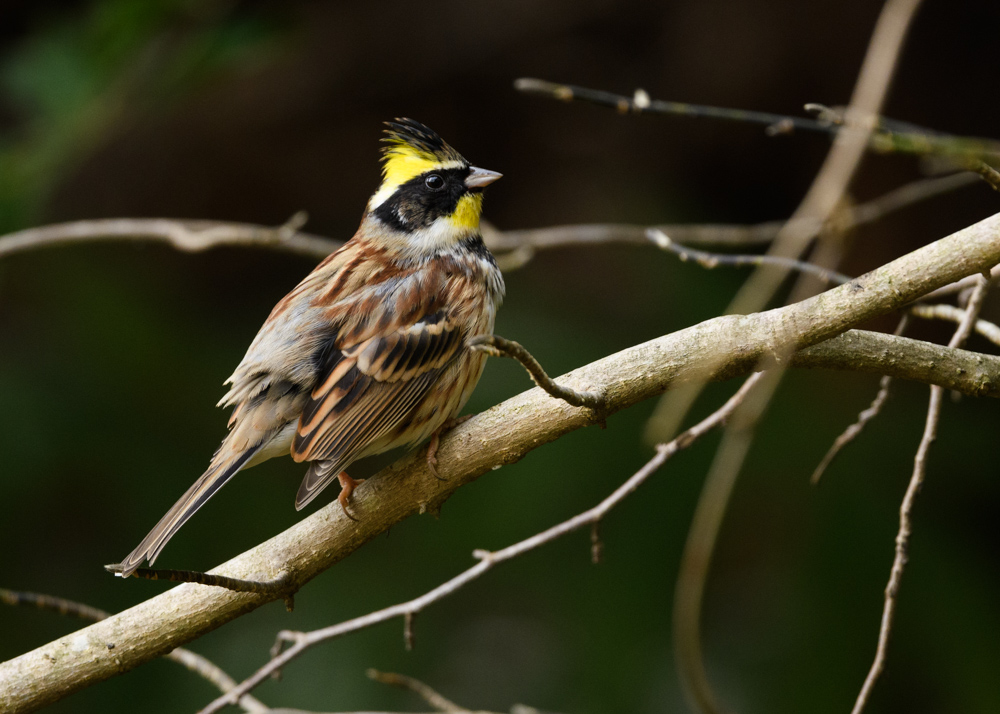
[290,313,465,508]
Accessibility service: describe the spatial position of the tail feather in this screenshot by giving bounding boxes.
[116,445,261,577]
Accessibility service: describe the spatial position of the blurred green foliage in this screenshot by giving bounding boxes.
[0,0,280,228]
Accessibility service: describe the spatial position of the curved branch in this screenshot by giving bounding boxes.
[0,588,268,713]
[200,374,766,712]
[0,173,977,276]
[1,211,999,713]
[0,214,342,261]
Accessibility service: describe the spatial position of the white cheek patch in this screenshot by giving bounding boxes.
[368,184,394,210]
[409,216,469,252]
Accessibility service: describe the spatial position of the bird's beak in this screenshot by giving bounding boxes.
[465,166,502,189]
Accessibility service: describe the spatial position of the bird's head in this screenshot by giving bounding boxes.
[367,118,500,252]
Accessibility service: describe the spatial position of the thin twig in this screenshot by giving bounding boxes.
[813,374,895,485]
[0,213,340,261]
[803,103,1000,165]
[0,588,110,623]
[647,0,926,446]
[483,172,978,271]
[0,588,269,713]
[515,77,837,134]
[673,369,782,714]
[971,161,1000,192]
[366,669,468,713]
[514,78,1000,164]
[468,335,606,410]
[919,264,1000,301]
[647,226,1000,329]
[846,172,979,224]
[647,228,853,285]
[0,172,977,276]
[811,314,911,484]
[851,275,990,714]
[729,0,926,312]
[910,303,1000,345]
[105,565,295,597]
[671,0,929,696]
[6,210,1000,712]
[197,374,764,714]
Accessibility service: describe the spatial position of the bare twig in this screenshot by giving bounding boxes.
[483,172,978,271]
[846,172,979,224]
[851,275,990,714]
[814,377,893,484]
[0,213,341,261]
[366,669,468,712]
[919,264,1000,301]
[166,651,269,714]
[198,374,765,713]
[104,565,297,611]
[0,588,109,623]
[515,77,836,134]
[515,78,1000,165]
[0,588,268,713]
[104,565,294,596]
[803,103,1000,165]
[0,172,976,278]
[362,669,550,714]
[671,2,927,701]
[910,303,1000,345]
[4,210,999,713]
[972,160,1000,192]
[673,369,782,714]
[468,335,605,409]
[647,228,853,285]
[811,315,911,484]
[730,0,926,309]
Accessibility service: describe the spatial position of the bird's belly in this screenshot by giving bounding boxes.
[244,421,297,469]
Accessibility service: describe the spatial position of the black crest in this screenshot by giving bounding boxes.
[382,118,466,165]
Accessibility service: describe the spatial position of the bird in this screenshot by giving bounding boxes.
[116,118,505,578]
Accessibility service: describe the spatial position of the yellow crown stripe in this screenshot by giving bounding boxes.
[369,146,467,210]
[382,147,441,188]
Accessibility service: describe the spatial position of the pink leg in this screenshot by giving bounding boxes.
[425,415,474,481]
[337,471,365,521]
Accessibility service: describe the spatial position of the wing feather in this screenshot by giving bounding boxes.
[290,314,465,506]
[293,370,439,508]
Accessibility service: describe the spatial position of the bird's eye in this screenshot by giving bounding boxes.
[424,174,444,191]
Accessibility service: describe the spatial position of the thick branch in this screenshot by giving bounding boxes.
[201,373,764,711]
[1,211,999,713]
[790,330,1000,395]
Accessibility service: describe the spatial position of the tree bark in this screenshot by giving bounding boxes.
[2,211,998,713]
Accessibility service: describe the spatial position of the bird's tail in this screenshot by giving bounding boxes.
[114,444,261,578]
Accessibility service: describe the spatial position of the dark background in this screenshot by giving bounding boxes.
[1,1,998,712]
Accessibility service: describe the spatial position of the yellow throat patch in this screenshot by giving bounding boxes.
[450,193,483,230]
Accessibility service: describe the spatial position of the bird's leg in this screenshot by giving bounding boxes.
[337,471,365,522]
[426,415,474,481]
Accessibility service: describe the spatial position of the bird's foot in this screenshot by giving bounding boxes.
[337,471,365,521]
[425,415,474,481]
